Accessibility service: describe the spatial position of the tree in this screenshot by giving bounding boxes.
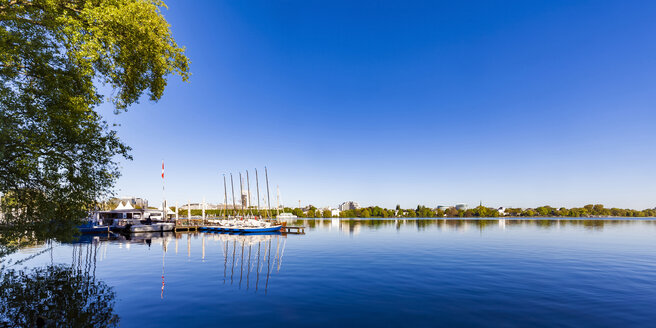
[536,206,553,216]
[522,209,537,217]
[291,208,304,218]
[445,207,458,217]
[0,0,190,250]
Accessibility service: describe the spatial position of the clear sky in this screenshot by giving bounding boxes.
[102,0,656,210]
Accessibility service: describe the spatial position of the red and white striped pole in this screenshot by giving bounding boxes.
[162,160,166,217]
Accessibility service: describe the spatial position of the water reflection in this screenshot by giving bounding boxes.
[0,239,119,327]
[281,218,656,234]
[209,232,285,294]
[71,231,288,295]
[2,219,655,327]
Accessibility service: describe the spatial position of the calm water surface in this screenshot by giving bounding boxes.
[3,219,656,327]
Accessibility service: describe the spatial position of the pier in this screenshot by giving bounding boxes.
[173,219,203,232]
[282,226,305,234]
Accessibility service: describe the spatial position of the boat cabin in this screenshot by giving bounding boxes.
[93,209,166,226]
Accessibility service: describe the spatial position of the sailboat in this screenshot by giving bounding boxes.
[202,167,282,233]
[275,186,297,219]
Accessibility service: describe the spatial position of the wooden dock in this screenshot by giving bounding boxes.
[173,218,203,232]
[174,225,199,232]
[282,226,305,234]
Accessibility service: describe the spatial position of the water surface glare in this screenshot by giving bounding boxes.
[4,219,656,327]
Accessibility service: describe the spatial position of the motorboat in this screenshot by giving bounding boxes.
[78,221,110,233]
[276,212,297,219]
[111,218,175,233]
[92,203,175,233]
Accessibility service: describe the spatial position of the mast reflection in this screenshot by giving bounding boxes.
[0,237,119,327]
[215,232,285,294]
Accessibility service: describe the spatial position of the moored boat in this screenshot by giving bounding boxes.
[276,212,297,219]
[200,219,282,233]
[78,222,110,233]
[111,218,175,233]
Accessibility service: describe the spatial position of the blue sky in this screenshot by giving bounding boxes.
[102,0,656,209]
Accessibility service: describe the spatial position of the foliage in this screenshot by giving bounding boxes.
[0,0,189,252]
[178,203,656,219]
[327,204,656,219]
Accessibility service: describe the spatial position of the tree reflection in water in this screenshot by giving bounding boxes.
[283,218,654,234]
[0,242,119,327]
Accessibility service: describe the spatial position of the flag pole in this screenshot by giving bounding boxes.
[162,160,166,219]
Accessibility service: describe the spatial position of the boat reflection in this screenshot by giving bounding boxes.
[71,231,288,295]
[208,232,285,294]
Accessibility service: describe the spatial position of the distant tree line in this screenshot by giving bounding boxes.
[169,203,656,219]
[502,204,656,218]
[289,204,654,218]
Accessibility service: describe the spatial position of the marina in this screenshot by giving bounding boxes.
[77,166,308,235]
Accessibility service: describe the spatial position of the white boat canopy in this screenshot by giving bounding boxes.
[115,202,135,210]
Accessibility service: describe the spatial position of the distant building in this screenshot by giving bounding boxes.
[302,205,316,212]
[436,205,451,211]
[331,209,340,217]
[455,203,468,211]
[339,201,360,211]
[498,207,506,215]
[117,197,148,209]
[180,203,222,210]
[241,191,250,208]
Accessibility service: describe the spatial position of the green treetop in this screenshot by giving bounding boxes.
[0,0,190,252]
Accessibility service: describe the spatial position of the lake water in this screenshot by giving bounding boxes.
[2,219,656,327]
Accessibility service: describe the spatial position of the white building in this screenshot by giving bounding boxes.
[180,203,222,210]
[331,209,340,217]
[241,191,250,208]
[455,203,468,211]
[339,201,360,211]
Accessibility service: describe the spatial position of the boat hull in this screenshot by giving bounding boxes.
[78,226,110,233]
[200,225,282,233]
[129,223,175,233]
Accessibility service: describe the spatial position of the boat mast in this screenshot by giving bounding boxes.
[239,172,244,218]
[230,173,236,219]
[223,174,228,219]
[255,168,261,219]
[265,166,271,219]
[276,186,280,216]
[246,170,252,217]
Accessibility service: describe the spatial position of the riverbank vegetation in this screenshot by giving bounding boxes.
[174,204,655,219]
[338,204,655,218]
